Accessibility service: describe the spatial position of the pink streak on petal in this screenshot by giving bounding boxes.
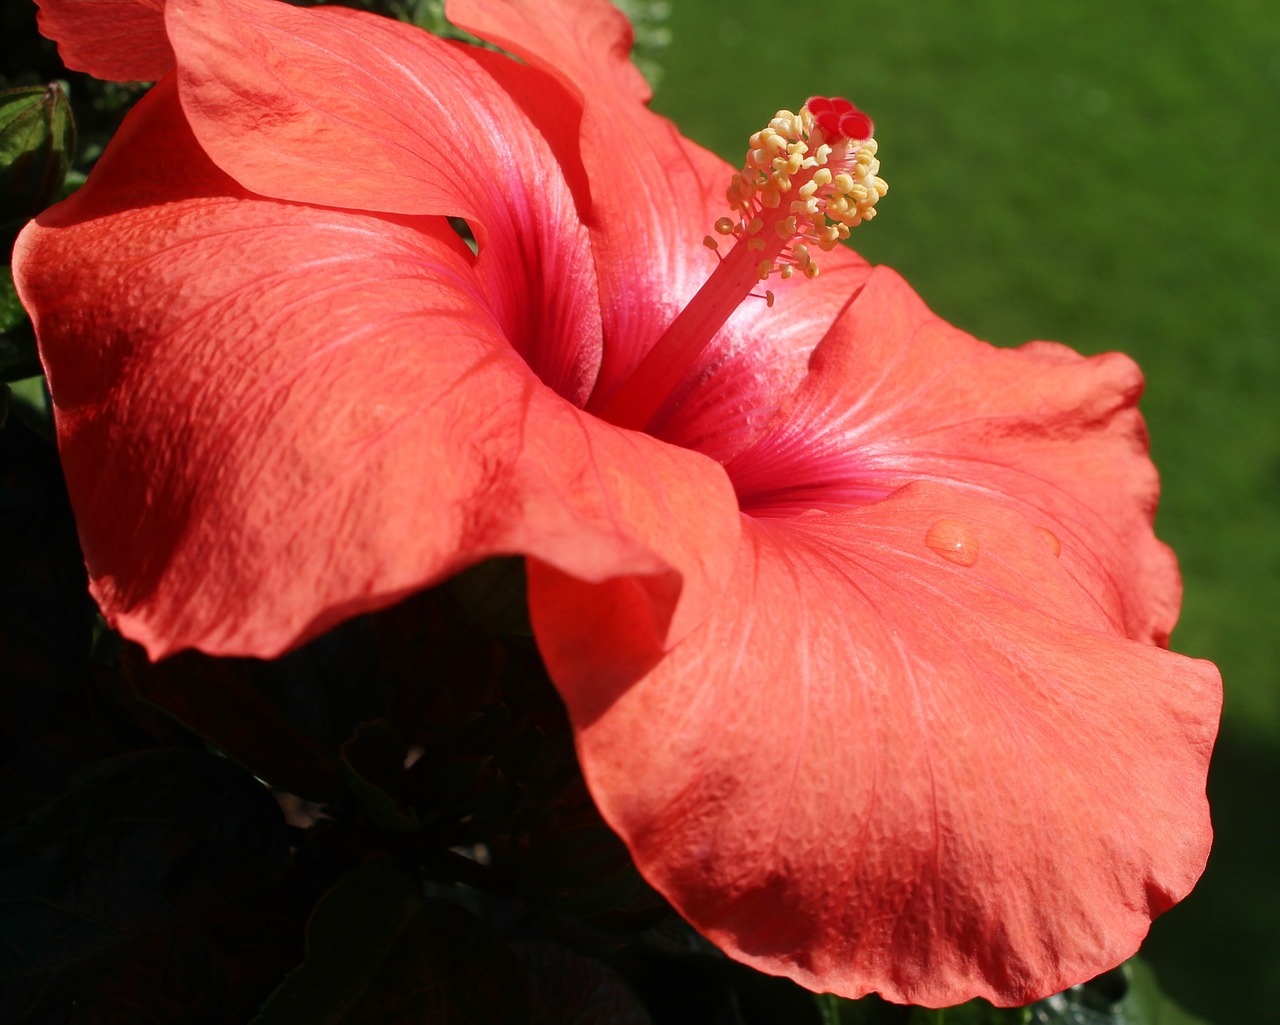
[451,0,871,410]
[728,267,1181,645]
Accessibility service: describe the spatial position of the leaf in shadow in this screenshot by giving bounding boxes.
[1027,959,1212,1025]
[339,720,420,832]
[253,858,529,1025]
[0,748,302,1024]
[126,649,342,802]
[514,942,652,1025]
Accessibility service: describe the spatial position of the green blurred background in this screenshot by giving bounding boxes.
[649,2,1278,1021]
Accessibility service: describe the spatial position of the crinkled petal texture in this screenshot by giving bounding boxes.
[531,272,1220,1007]
[15,77,740,658]
[35,0,172,80]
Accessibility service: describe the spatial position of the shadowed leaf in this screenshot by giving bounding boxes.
[515,942,652,1025]
[1027,960,1210,1025]
[253,858,530,1025]
[126,649,344,802]
[0,749,301,1024]
[340,720,420,832]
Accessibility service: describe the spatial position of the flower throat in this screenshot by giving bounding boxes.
[595,97,887,432]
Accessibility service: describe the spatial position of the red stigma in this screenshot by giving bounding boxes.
[806,96,874,142]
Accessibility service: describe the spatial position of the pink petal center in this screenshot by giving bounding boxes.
[592,98,886,431]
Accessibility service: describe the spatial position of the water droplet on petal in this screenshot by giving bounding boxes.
[1037,526,1062,558]
[925,519,979,567]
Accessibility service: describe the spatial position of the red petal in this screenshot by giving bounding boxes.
[167,0,603,404]
[15,80,739,658]
[534,481,1219,1006]
[728,268,1180,644]
[450,0,872,405]
[34,0,172,81]
[166,0,547,222]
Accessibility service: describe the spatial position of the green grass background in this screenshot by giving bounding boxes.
[650,2,1279,1021]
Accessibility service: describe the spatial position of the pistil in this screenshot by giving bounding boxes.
[595,98,887,432]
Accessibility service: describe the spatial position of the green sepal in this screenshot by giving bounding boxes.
[0,83,76,234]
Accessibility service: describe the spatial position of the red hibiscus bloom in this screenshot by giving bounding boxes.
[17,0,1219,1007]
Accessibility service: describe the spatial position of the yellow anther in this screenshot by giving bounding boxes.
[765,290,776,307]
[703,235,719,251]
[770,111,798,134]
[707,97,886,301]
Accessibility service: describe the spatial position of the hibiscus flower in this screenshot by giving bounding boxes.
[16,0,1219,1007]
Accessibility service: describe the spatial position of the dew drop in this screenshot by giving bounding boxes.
[1037,526,1062,558]
[925,519,979,567]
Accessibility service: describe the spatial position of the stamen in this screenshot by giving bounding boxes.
[593,97,887,431]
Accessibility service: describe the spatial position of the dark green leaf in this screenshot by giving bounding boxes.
[340,719,421,831]
[815,991,912,1025]
[446,556,532,636]
[622,944,821,1025]
[127,648,343,802]
[1027,960,1210,1025]
[515,943,653,1025]
[0,749,300,1024]
[0,267,38,383]
[813,958,1213,1025]
[0,402,95,823]
[252,859,530,1025]
[908,1001,1027,1024]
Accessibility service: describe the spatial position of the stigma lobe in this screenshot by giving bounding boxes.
[806,96,874,142]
